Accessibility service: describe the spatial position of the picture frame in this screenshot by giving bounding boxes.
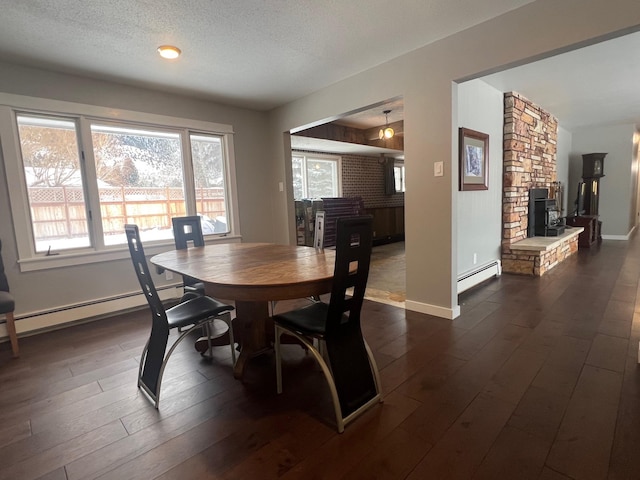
[459,127,489,191]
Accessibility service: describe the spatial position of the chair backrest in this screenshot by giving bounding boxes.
[124,225,167,323]
[172,216,205,250]
[326,215,373,337]
[172,216,204,289]
[313,211,325,251]
[0,239,9,293]
[324,215,376,416]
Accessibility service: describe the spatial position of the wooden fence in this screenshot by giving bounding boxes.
[28,186,226,240]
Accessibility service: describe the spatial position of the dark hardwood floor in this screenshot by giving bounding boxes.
[1,235,640,479]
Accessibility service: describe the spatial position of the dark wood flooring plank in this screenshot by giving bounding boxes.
[338,426,431,480]
[0,421,127,480]
[405,393,515,480]
[0,381,103,429]
[537,466,576,479]
[0,419,31,449]
[585,333,628,373]
[608,390,640,480]
[472,425,549,480]
[92,408,294,480]
[219,413,334,479]
[64,386,241,480]
[278,391,421,480]
[507,385,570,443]
[531,336,591,398]
[35,467,68,480]
[545,365,623,479]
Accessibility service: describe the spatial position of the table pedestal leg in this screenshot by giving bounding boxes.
[233,300,272,379]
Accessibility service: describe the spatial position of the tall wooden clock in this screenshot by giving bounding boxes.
[582,152,606,179]
[582,152,606,216]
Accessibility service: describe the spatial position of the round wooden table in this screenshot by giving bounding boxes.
[151,243,336,379]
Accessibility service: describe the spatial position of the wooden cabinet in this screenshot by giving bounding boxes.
[565,215,601,248]
[365,206,404,244]
[569,153,606,248]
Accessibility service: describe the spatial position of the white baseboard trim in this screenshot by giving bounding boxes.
[601,233,631,241]
[0,286,182,341]
[405,300,460,320]
[601,225,636,241]
[457,260,502,294]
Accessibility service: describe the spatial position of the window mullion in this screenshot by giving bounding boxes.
[78,117,104,249]
[0,107,37,258]
[181,130,197,215]
[302,157,309,198]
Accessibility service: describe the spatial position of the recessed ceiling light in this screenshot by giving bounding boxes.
[157,45,181,60]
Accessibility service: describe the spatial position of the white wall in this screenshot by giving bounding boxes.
[571,124,637,237]
[556,127,572,216]
[267,0,640,319]
[456,80,503,277]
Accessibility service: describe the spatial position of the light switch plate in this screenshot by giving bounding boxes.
[434,161,444,177]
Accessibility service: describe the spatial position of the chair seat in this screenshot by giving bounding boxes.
[0,291,15,314]
[274,301,330,336]
[166,295,234,330]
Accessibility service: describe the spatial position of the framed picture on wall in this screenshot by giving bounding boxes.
[459,127,489,191]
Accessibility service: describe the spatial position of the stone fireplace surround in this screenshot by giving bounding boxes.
[501,92,580,276]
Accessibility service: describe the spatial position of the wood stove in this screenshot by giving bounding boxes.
[528,188,565,237]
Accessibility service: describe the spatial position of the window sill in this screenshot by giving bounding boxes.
[17,234,242,272]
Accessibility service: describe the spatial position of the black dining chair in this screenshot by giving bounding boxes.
[171,216,237,362]
[273,215,382,433]
[0,239,19,358]
[270,212,325,316]
[171,216,206,299]
[125,224,235,408]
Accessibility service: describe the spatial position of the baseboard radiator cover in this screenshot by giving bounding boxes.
[457,260,502,294]
[0,285,182,341]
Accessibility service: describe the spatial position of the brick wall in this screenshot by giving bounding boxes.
[342,154,404,208]
[502,92,558,249]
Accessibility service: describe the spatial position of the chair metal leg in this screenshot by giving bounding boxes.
[199,312,236,365]
[204,322,213,357]
[275,325,283,394]
[275,326,383,434]
[275,326,345,433]
[364,340,383,402]
[138,322,209,409]
[5,311,19,358]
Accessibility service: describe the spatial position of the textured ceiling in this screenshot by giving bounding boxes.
[0,0,534,111]
[481,30,640,132]
[1,0,637,159]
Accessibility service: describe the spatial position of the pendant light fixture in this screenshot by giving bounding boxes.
[378,110,395,140]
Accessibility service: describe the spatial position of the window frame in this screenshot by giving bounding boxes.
[291,152,342,200]
[394,161,406,193]
[0,93,241,272]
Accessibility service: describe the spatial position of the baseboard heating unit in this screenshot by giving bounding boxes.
[457,260,502,294]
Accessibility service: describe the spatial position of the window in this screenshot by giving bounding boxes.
[394,162,406,193]
[292,153,341,200]
[1,96,239,269]
[16,115,90,252]
[89,123,186,246]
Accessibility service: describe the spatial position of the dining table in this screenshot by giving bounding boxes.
[150,242,336,379]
